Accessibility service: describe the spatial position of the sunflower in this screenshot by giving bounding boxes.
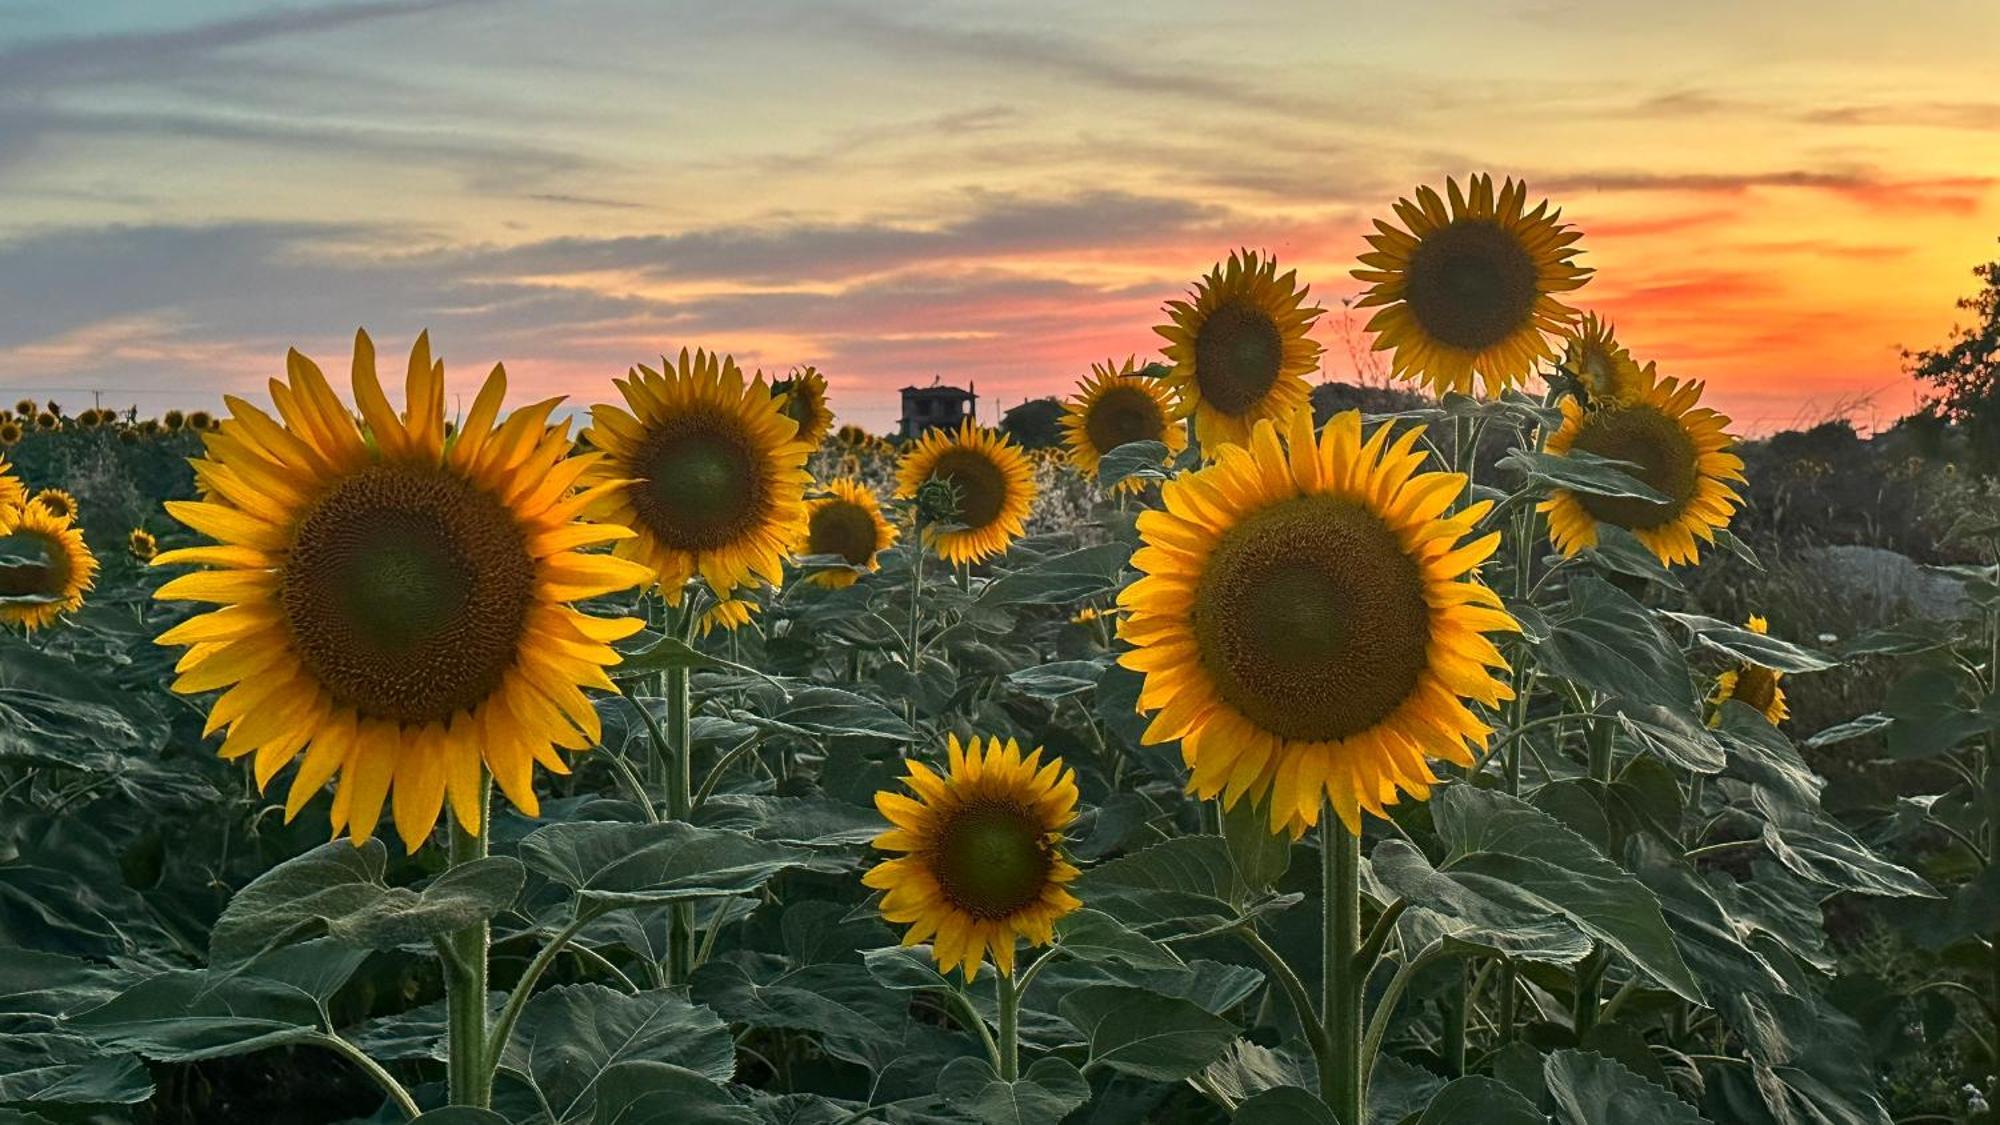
[164,410,186,432]
[152,330,653,851]
[774,366,834,449]
[895,420,1037,565]
[30,488,77,522]
[1060,357,1188,491]
[34,413,56,431]
[1540,365,1744,568]
[581,349,813,605]
[798,477,897,588]
[188,410,214,431]
[1563,312,1645,406]
[0,458,22,512]
[1156,250,1322,454]
[12,400,33,418]
[863,735,1081,980]
[128,529,158,562]
[1353,175,1590,398]
[694,596,759,638]
[0,420,20,447]
[0,500,98,631]
[1711,615,1788,726]
[1118,410,1518,836]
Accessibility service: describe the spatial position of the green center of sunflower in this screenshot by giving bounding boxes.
[1084,383,1167,453]
[1568,404,1699,530]
[0,532,61,600]
[1402,219,1539,352]
[1731,666,1780,713]
[929,800,1053,919]
[1194,299,1284,416]
[926,448,1007,529]
[630,415,772,551]
[1192,494,1431,742]
[281,465,535,725]
[807,499,881,564]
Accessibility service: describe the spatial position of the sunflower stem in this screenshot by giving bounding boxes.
[995,963,1021,1082]
[665,659,696,985]
[444,773,493,1108]
[1320,811,1364,1125]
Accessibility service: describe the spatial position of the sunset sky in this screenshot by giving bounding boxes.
[3,0,1998,435]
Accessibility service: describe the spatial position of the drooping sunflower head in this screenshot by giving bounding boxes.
[78,409,103,429]
[798,477,897,588]
[774,365,834,450]
[0,500,98,631]
[29,488,76,522]
[581,349,814,605]
[696,595,760,638]
[894,419,1037,565]
[1540,365,1745,568]
[1354,174,1591,398]
[1562,312,1646,406]
[153,330,653,851]
[1119,410,1520,836]
[1156,249,1323,454]
[863,734,1081,980]
[0,420,20,447]
[34,413,56,431]
[128,528,158,562]
[1060,356,1188,491]
[1711,615,1788,725]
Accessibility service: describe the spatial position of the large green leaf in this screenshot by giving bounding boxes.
[978,542,1134,607]
[1542,577,1701,713]
[691,958,913,1072]
[1095,440,1172,489]
[1880,667,1996,759]
[1220,796,1292,893]
[1500,448,1670,502]
[1232,1087,1336,1125]
[1052,909,1182,970]
[0,1032,152,1106]
[1055,985,1238,1082]
[515,984,736,1122]
[1662,612,1838,673]
[519,820,809,907]
[1416,1076,1545,1124]
[210,840,521,968]
[938,1056,1090,1125]
[1544,1049,1707,1124]
[65,970,322,1062]
[1431,787,1703,1002]
[593,1060,753,1124]
[1069,835,1258,930]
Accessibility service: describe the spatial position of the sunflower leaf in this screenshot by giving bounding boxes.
[939,1055,1091,1125]
[1499,448,1671,502]
[519,820,810,908]
[1055,985,1238,1082]
[1543,1049,1708,1125]
[1095,440,1171,489]
[1663,612,1839,673]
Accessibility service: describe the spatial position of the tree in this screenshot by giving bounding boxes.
[1907,238,2000,471]
[999,397,1064,449]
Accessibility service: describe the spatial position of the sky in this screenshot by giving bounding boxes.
[2,1,1998,436]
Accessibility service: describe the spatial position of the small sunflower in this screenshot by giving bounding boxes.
[863,735,1081,980]
[1061,357,1188,491]
[153,330,653,851]
[1541,365,1744,568]
[34,413,56,431]
[1119,409,1519,836]
[30,488,77,522]
[1711,615,1788,725]
[0,500,98,631]
[12,400,33,418]
[1354,175,1590,398]
[798,478,897,588]
[1563,312,1645,406]
[582,349,814,604]
[128,529,158,562]
[696,596,760,637]
[1156,250,1322,454]
[188,410,214,431]
[895,420,1036,565]
[0,420,20,447]
[164,410,186,432]
[774,366,834,449]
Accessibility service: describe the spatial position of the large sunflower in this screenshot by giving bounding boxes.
[1712,615,1788,726]
[1541,366,1744,568]
[0,500,97,631]
[797,477,897,588]
[863,735,1081,980]
[1118,410,1519,836]
[774,366,834,449]
[582,349,813,604]
[1061,357,1188,491]
[895,420,1036,565]
[153,331,652,851]
[1564,312,1645,406]
[1354,175,1590,398]
[0,457,24,511]
[1156,250,1322,454]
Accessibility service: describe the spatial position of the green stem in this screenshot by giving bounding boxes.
[1444,962,1467,1076]
[1235,926,1330,1069]
[1358,942,1445,1091]
[486,911,594,1075]
[445,775,493,1108]
[996,965,1021,1081]
[310,1031,420,1120]
[1320,813,1363,1125]
[664,662,695,985]
[1586,709,1616,783]
[945,985,1003,1070]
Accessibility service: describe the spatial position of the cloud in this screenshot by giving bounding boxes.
[1538,168,1994,212]
[1800,102,2000,130]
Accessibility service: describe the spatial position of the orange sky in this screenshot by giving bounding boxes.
[2,1,1997,435]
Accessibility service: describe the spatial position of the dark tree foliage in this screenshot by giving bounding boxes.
[999,395,1064,448]
[1907,238,2000,471]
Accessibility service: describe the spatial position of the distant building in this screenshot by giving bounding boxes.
[899,379,977,439]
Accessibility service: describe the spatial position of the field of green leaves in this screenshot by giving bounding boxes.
[0,175,1994,1125]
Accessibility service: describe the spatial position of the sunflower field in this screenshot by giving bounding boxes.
[0,174,1993,1125]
